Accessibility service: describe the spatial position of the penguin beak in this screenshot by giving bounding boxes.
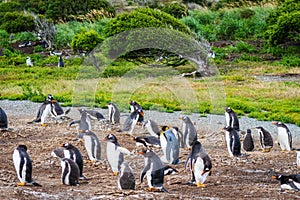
[178,117,182,120]
[271,175,277,179]
[60,144,65,147]
[130,137,135,141]
[271,121,277,125]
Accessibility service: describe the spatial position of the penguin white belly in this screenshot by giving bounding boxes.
[61,161,70,185]
[106,142,119,172]
[146,124,157,137]
[84,136,94,160]
[159,137,168,162]
[225,112,230,127]
[13,150,22,181]
[194,157,206,184]
[146,165,153,188]
[278,127,291,151]
[297,152,300,168]
[182,124,189,147]
[41,104,51,124]
[225,132,233,157]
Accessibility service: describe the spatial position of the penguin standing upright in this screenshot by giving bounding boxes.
[297,149,300,168]
[12,145,41,186]
[104,134,130,175]
[78,130,101,162]
[51,143,85,179]
[172,126,184,148]
[272,174,300,191]
[185,141,212,187]
[160,129,180,164]
[272,121,293,152]
[26,57,33,67]
[58,54,65,67]
[108,102,120,125]
[180,116,197,149]
[129,100,144,124]
[117,162,136,190]
[60,158,80,186]
[122,109,140,134]
[0,107,8,129]
[143,120,160,137]
[69,109,91,133]
[137,147,167,192]
[222,126,241,157]
[255,126,273,153]
[225,107,240,131]
[243,129,254,152]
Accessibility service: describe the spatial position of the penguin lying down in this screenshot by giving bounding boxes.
[272,174,300,191]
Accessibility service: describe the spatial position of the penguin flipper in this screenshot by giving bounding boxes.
[140,162,151,183]
[117,147,131,155]
[32,181,42,187]
[69,120,80,127]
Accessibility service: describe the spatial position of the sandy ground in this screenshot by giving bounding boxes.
[1,101,300,199]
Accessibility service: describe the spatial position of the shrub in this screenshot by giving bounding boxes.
[14,31,38,42]
[0,12,34,33]
[0,29,10,48]
[160,2,188,18]
[71,29,104,53]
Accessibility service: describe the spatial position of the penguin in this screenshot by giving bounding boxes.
[297,149,300,168]
[12,145,41,186]
[143,120,160,137]
[117,162,136,190]
[26,57,33,67]
[243,129,254,152]
[185,140,211,187]
[60,158,80,186]
[0,107,8,129]
[77,108,105,121]
[104,134,130,175]
[254,126,273,153]
[129,100,144,124]
[225,107,240,131]
[108,102,120,125]
[272,121,293,152]
[137,147,167,192]
[272,174,300,191]
[122,109,140,134]
[69,109,91,133]
[78,130,101,162]
[163,165,179,176]
[171,126,184,148]
[180,116,197,149]
[58,54,65,67]
[221,126,241,157]
[27,94,52,125]
[51,143,85,179]
[160,128,180,164]
[132,135,161,148]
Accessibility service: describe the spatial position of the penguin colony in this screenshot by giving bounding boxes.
[5,99,300,193]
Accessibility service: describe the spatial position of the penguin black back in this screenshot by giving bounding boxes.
[0,107,8,128]
[243,129,254,151]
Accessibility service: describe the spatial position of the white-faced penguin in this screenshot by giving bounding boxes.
[129,100,144,124]
[69,109,91,133]
[12,145,41,186]
[104,134,130,175]
[78,130,101,162]
[60,158,79,186]
[225,107,240,131]
[122,109,140,134]
[137,147,167,192]
[243,129,254,152]
[272,174,300,191]
[132,136,161,148]
[255,126,273,153]
[117,162,136,190]
[222,126,241,157]
[160,129,180,164]
[180,116,197,149]
[58,54,65,67]
[143,120,160,137]
[108,102,120,124]
[51,143,85,179]
[272,121,293,152]
[0,107,8,129]
[185,141,211,187]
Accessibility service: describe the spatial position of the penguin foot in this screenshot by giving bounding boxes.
[87,160,96,163]
[185,148,191,151]
[41,123,47,127]
[281,149,286,153]
[113,171,119,176]
[261,149,270,153]
[147,187,163,192]
[17,182,26,186]
[196,182,207,188]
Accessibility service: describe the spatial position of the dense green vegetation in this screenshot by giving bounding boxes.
[0,0,299,126]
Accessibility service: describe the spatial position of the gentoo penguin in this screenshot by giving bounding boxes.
[26,57,33,67]
[129,100,144,124]
[163,165,179,176]
[51,143,85,179]
[221,126,241,157]
[78,130,101,162]
[180,116,197,149]
[132,135,161,148]
[255,126,273,153]
[0,107,8,129]
[69,109,91,133]
[60,158,80,186]
[137,147,167,192]
[143,120,160,137]
[58,54,65,67]
[272,174,300,191]
[108,102,120,124]
[297,149,300,168]
[122,109,140,134]
[225,107,240,131]
[272,121,293,152]
[104,134,130,175]
[160,129,180,164]
[77,108,105,121]
[12,145,41,186]
[185,140,211,187]
[243,129,254,152]
[117,162,136,190]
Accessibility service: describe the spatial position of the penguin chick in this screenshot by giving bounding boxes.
[243,129,254,152]
[272,174,300,191]
[78,131,101,162]
[221,126,241,157]
[117,162,136,190]
[0,107,8,129]
[122,109,140,134]
[107,102,120,124]
[180,116,197,149]
[272,121,293,152]
[69,109,91,133]
[225,107,240,131]
[255,126,273,153]
[60,158,80,186]
[12,145,41,186]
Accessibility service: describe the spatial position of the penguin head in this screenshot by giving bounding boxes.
[254,126,264,132]
[272,174,290,184]
[225,107,232,113]
[47,94,54,101]
[136,146,149,155]
[129,100,136,106]
[61,143,74,149]
[272,121,284,127]
[180,116,191,123]
[246,129,251,134]
[164,166,179,175]
[104,134,118,143]
[161,125,169,132]
[172,126,179,132]
[17,144,28,152]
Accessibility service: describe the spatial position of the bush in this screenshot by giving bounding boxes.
[160,2,188,18]
[71,29,104,53]
[14,32,38,42]
[0,29,10,48]
[0,12,34,33]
